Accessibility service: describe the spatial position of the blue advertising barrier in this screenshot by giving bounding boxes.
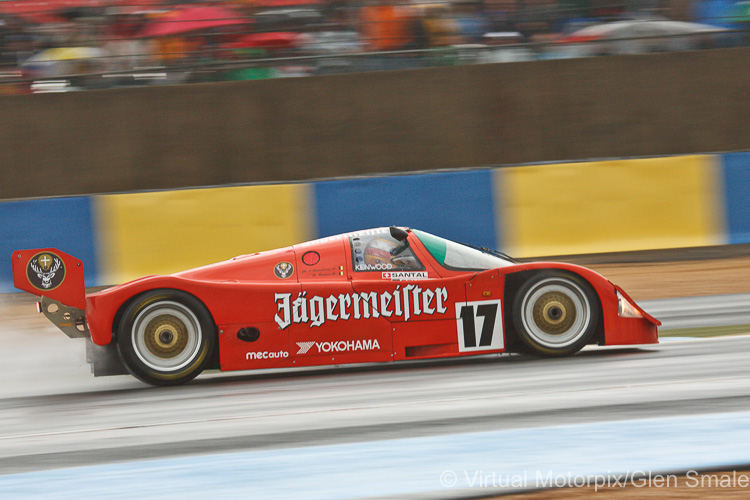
[3,152,750,293]
[314,170,498,250]
[721,152,750,244]
[0,197,99,293]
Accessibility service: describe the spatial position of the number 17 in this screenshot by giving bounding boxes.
[456,300,504,352]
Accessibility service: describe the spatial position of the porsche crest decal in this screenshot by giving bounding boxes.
[27,252,66,291]
[274,261,294,279]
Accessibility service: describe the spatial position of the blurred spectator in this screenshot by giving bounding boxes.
[1,18,12,67]
[102,12,154,73]
[516,0,562,45]
[359,0,419,51]
[153,34,195,65]
[0,0,748,91]
[454,0,490,42]
[298,4,362,74]
[485,0,521,33]
[421,4,463,47]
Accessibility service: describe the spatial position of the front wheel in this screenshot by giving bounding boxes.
[117,290,216,386]
[512,272,599,356]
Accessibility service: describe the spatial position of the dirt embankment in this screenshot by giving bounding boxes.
[585,257,750,301]
[532,243,750,301]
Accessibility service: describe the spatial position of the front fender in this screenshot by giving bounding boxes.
[501,262,659,346]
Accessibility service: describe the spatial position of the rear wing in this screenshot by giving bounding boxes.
[12,248,89,338]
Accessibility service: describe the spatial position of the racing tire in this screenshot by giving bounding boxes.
[117,290,216,386]
[512,271,598,356]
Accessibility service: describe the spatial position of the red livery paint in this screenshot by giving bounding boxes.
[12,227,660,386]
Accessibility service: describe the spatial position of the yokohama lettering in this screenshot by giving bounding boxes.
[297,339,380,354]
[274,286,449,330]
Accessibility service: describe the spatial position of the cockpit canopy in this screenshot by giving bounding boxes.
[349,227,514,272]
[412,229,515,271]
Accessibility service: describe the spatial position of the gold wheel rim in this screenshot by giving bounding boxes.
[532,291,576,335]
[143,315,189,359]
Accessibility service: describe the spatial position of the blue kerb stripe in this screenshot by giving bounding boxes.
[1,411,749,499]
[313,170,500,251]
[0,197,98,293]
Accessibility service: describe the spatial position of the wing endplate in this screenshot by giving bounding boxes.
[12,248,86,311]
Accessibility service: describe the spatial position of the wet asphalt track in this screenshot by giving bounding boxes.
[1,320,749,479]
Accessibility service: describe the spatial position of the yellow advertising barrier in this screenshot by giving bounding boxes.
[96,184,315,285]
[497,156,725,257]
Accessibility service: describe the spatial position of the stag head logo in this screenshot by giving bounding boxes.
[27,252,66,290]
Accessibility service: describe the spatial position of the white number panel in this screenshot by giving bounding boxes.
[455,300,504,352]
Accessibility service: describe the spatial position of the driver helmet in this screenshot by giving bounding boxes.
[364,238,398,266]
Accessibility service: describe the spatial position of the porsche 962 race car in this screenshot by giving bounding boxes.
[12,227,660,386]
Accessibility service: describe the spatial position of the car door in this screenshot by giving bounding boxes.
[347,229,469,361]
[287,235,392,367]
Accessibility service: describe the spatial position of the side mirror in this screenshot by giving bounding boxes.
[389,226,409,256]
[390,226,408,241]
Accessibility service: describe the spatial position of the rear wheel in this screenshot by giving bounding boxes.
[117,290,215,386]
[512,272,598,356]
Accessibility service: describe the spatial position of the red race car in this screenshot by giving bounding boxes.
[12,227,660,386]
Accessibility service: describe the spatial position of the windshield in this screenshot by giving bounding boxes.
[413,230,515,271]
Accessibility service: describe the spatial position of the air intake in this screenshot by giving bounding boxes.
[237,327,260,342]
